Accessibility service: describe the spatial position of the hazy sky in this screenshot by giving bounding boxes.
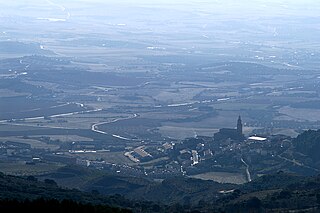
[1,0,320,69]
[1,0,320,19]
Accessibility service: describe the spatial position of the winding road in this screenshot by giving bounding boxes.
[91,113,140,141]
[0,103,102,130]
[241,157,252,182]
[0,100,140,142]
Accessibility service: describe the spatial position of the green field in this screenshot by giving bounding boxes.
[190,172,247,184]
[0,161,64,176]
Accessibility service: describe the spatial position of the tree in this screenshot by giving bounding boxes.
[316,194,320,205]
[246,197,262,210]
[44,179,57,186]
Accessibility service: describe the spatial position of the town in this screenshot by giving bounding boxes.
[1,115,312,185]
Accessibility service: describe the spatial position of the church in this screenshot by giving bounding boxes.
[214,116,245,142]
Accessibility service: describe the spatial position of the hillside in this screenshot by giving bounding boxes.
[2,166,320,212]
[0,172,132,212]
[213,172,320,213]
[293,129,320,164]
[39,165,235,205]
[0,199,130,213]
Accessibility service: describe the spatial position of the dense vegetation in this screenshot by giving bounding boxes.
[0,198,130,213]
[0,172,134,212]
[189,172,320,213]
[293,129,320,163]
[2,169,320,212]
[0,171,206,213]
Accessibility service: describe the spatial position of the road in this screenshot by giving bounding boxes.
[91,113,140,141]
[0,104,102,130]
[278,154,320,172]
[241,158,252,182]
[0,101,140,142]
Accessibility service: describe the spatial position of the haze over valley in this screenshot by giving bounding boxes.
[1,1,320,212]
